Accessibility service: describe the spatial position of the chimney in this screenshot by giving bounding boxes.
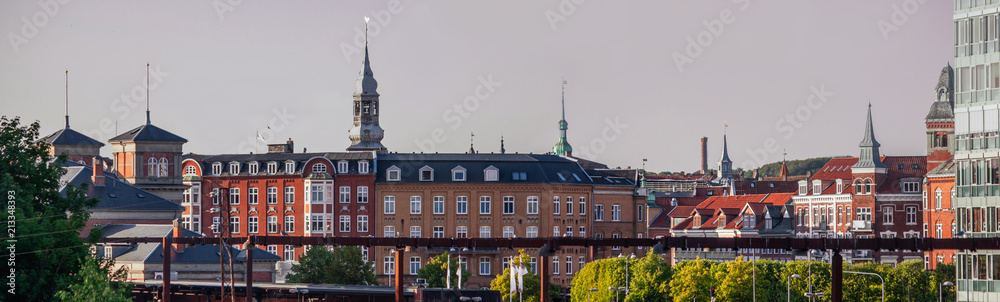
[700,137,708,174]
[172,219,184,253]
[267,138,295,154]
[91,156,105,187]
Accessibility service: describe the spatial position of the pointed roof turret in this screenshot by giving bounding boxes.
[355,17,379,96]
[720,134,732,164]
[852,103,888,170]
[552,79,573,156]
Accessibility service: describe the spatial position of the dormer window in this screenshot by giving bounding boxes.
[902,181,921,193]
[338,161,348,174]
[812,180,822,195]
[358,161,370,174]
[419,166,434,181]
[387,166,401,181]
[184,165,196,176]
[512,172,527,181]
[229,162,240,175]
[798,180,808,195]
[312,163,327,174]
[267,162,277,174]
[670,198,678,206]
[285,161,295,173]
[452,166,467,181]
[248,162,259,174]
[484,166,499,182]
[212,162,222,175]
[836,179,844,194]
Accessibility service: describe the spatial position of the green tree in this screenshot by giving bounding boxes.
[624,253,672,302]
[0,116,100,301]
[416,252,470,288]
[286,245,377,285]
[54,255,133,302]
[784,260,831,302]
[715,258,783,302]
[571,256,631,302]
[892,260,933,302]
[668,259,719,302]
[842,262,886,302]
[932,263,956,302]
[490,250,559,302]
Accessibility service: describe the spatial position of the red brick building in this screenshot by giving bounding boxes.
[922,64,956,269]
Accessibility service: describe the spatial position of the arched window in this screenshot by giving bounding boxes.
[864,180,873,195]
[158,158,168,177]
[941,134,948,147]
[148,158,157,177]
[854,180,864,194]
[184,165,196,176]
[312,163,327,174]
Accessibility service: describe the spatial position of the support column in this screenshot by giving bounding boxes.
[539,255,550,302]
[245,237,253,302]
[395,248,406,302]
[162,236,172,302]
[832,251,842,302]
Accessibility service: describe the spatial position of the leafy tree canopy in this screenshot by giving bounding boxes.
[286,245,377,285]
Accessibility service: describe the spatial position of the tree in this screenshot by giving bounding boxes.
[784,259,831,302]
[892,260,933,302]
[490,250,559,302]
[286,245,377,285]
[54,255,132,302]
[715,258,783,302]
[932,263,956,302]
[417,252,470,288]
[624,253,672,302]
[571,256,626,302]
[0,116,100,301]
[668,258,718,302]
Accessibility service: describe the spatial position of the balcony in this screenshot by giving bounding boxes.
[851,220,872,232]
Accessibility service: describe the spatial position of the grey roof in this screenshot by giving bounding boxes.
[59,165,184,213]
[925,100,954,120]
[112,242,280,264]
[355,44,378,96]
[100,224,201,239]
[720,134,732,163]
[186,152,373,176]
[109,123,187,143]
[586,169,638,186]
[376,153,592,184]
[40,127,104,146]
[758,204,794,236]
[927,158,955,177]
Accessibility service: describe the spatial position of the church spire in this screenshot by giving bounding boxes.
[552,79,573,156]
[717,124,734,188]
[64,69,69,128]
[852,103,888,171]
[500,135,505,154]
[347,16,387,152]
[145,63,151,125]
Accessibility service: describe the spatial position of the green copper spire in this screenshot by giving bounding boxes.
[553,79,572,156]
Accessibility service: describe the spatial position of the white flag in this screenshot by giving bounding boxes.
[517,265,526,293]
[256,131,267,143]
[457,266,463,289]
[509,263,517,293]
[447,256,452,289]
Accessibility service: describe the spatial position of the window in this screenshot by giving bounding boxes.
[312,163,326,174]
[419,166,433,181]
[339,215,351,232]
[479,196,491,214]
[433,196,445,214]
[212,217,220,234]
[457,226,468,238]
[566,226,572,237]
[902,181,921,193]
[526,226,538,238]
[566,197,573,215]
[457,196,468,214]
[311,215,324,232]
[935,189,943,209]
[553,226,560,237]
[452,166,466,181]
[212,162,222,175]
[566,256,573,275]
[284,216,295,233]
[184,165,196,176]
[158,158,168,177]
[266,245,277,255]
[579,257,586,272]
[358,161,369,174]
[612,233,621,250]
[284,186,294,204]
[357,186,368,203]
[267,187,278,204]
[339,186,351,203]
[883,206,894,224]
[182,216,191,230]
[527,196,538,215]
[284,245,295,261]
[856,207,871,222]
[338,161,348,174]
[579,226,586,237]
[479,257,491,275]
[267,162,277,174]
[580,197,586,215]
[387,166,400,181]
[230,162,240,175]
[248,216,258,234]
[248,187,258,205]
[410,226,421,238]
[485,166,499,181]
[267,216,278,233]
[553,257,560,275]
[638,205,645,221]
[310,185,324,202]
[906,206,918,224]
[512,172,527,180]
[503,226,514,238]
[384,256,395,275]
[410,196,422,214]
[230,188,240,205]
[553,197,561,215]
[503,196,515,214]
[410,256,421,275]
[384,226,395,237]
[433,226,444,238]
[612,204,622,221]
[230,217,240,234]
[936,223,943,238]
[384,196,396,214]
[285,161,295,173]
[594,204,605,221]
[248,162,259,174]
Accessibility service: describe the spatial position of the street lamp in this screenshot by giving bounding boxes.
[618,253,636,295]
[609,286,623,302]
[787,274,800,302]
[940,281,954,302]
[588,288,598,302]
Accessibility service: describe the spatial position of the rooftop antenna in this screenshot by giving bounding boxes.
[64,69,69,128]
[145,63,150,125]
[561,77,567,121]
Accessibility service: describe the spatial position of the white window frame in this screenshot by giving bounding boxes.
[266,162,277,174]
[248,216,258,234]
[503,226,514,238]
[479,196,491,214]
[612,204,622,221]
[457,226,468,238]
[284,186,295,204]
[553,196,560,215]
[410,196,422,214]
[503,196,515,215]
[433,196,445,215]
[384,226,396,237]
[230,162,240,175]
[457,196,468,215]
[566,197,573,215]
[384,196,396,214]
[527,196,539,215]
[357,186,369,203]
[452,166,467,181]
[267,187,278,204]
[580,197,586,215]
[311,163,326,174]
[339,215,351,232]
[479,257,491,275]
[433,226,445,238]
[212,162,222,175]
[338,160,348,174]
[419,166,434,181]
[248,162,259,174]
[248,187,259,205]
[484,166,499,181]
[267,216,278,234]
[479,226,491,238]
[358,160,370,174]
[526,226,538,238]
[387,166,401,181]
[340,186,351,203]
[284,161,295,173]
[410,226,421,238]
[284,216,295,233]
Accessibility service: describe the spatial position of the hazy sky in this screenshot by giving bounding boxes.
[0,1,953,173]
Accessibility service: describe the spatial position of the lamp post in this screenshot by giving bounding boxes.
[618,253,636,295]
[588,288,598,302]
[788,274,800,302]
[940,281,954,302]
[609,286,622,302]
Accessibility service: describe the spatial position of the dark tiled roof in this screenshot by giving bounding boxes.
[376,153,592,184]
[186,152,374,176]
[117,243,280,264]
[925,101,954,120]
[59,166,184,213]
[100,224,201,239]
[109,124,187,143]
[40,127,104,146]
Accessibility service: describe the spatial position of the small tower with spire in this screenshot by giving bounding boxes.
[347,16,388,152]
[552,79,573,157]
[41,69,105,164]
[717,125,735,189]
[779,149,789,181]
[467,132,476,154]
[500,135,505,154]
[851,103,888,173]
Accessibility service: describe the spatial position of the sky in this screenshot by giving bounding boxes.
[0,1,954,173]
